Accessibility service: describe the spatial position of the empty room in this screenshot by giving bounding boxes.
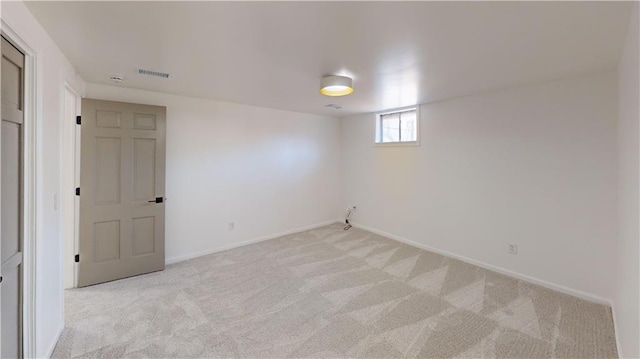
[0,1,638,358]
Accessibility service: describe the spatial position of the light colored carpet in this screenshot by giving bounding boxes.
[52,223,618,358]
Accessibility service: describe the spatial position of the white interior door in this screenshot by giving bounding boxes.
[78,99,166,287]
[1,36,25,359]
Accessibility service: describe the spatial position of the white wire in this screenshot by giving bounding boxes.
[344,207,355,230]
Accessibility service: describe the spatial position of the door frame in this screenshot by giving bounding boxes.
[1,20,38,359]
[62,85,81,289]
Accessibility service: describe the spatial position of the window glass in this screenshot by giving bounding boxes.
[381,112,400,143]
[400,110,417,142]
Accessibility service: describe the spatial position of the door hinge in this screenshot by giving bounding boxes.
[76,115,81,125]
[74,254,80,263]
[75,187,80,196]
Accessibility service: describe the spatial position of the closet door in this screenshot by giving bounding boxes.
[1,35,25,359]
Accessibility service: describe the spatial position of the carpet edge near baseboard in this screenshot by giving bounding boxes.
[351,222,613,307]
[164,218,343,266]
[611,303,623,358]
[45,324,64,359]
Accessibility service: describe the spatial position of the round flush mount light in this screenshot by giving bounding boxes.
[320,75,354,97]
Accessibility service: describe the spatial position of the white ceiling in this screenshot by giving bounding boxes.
[26,1,632,117]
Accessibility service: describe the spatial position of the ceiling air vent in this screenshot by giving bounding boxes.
[109,75,124,83]
[138,68,170,79]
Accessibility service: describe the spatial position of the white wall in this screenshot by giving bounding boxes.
[615,3,640,357]
[1,1,85,357]
[3,2,631,356]
[341,72,618,302]
[85,84,342,263]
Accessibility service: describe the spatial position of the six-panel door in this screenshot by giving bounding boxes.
[78,99,166,287]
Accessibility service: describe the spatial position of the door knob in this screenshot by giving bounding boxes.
[148,197,164,203]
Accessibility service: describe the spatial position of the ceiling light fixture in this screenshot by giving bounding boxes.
[320,75,354,97]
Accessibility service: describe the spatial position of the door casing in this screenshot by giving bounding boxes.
[62,86,81,289]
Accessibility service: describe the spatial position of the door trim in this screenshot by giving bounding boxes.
[2,20,38,359]
[62,84,81,289]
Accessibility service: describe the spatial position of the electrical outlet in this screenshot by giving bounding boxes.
[228,222,235,231]
[508,244,518,255]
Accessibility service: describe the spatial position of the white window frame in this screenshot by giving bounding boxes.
[374,106,420,147]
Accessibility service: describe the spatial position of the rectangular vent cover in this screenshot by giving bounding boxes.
[138,69,170,78]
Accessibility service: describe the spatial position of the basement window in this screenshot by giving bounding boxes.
[375,107,419,145]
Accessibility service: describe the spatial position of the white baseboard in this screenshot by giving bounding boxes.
[45,324,64,358]
[611,304,623,357]
[165,219,342,265]
[351,222,613,306]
